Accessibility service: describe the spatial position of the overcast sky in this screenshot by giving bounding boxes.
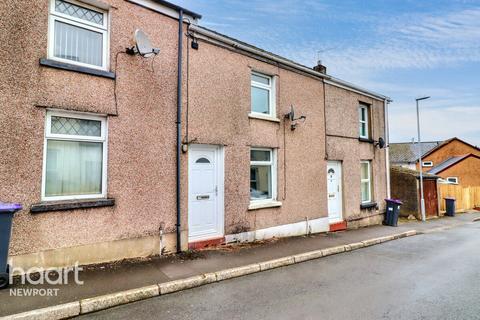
[176,0,480,146]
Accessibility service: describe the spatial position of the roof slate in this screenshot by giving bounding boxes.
[389,141,443,163]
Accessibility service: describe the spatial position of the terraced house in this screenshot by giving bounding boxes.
[0,0,391,270]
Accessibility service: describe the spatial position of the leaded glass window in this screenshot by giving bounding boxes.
[49,0,108,69]
[43,111,107,200]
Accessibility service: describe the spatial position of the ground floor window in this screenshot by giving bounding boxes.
[446,177,459,184]
[361,161,372,203]
[250,148,276,202]
[43,110,107,201]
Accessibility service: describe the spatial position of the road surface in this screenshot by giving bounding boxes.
[77,222,480,320]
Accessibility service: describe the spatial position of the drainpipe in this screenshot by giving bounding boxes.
[384,99,391,199]
[176,9,184,253]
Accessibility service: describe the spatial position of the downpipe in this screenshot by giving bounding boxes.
[176,9,184,253]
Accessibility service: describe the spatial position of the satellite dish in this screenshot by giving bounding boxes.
[377,137,386,149]
[134,29,159,58]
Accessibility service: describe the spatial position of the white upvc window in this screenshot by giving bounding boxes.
[251,72,276,118]
[422,161,433,167]
[48,0,109,70]
[361,161,372,203]
[42,110,108,201]
[447,177,459,184]
[359,104,370,139]
[250,148,277,202]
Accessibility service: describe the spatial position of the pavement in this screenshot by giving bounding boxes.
[1,211,479,318]
[77,220,480,320]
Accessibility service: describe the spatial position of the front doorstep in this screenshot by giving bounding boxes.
[188,237,225,250]
[329,220,347,232]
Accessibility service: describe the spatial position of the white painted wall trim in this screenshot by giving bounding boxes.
[225,217,329,243]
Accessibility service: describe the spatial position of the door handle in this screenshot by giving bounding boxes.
[197,195,210,200]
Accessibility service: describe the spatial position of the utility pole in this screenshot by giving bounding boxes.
[416,96,430,222]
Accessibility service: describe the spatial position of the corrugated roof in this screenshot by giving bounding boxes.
[389,141,443,163]
[427,155,470,174]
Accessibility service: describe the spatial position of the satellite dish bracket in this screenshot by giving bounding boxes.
[284,105,306,131]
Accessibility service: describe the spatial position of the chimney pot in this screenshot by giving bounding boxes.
[313,62,327,74]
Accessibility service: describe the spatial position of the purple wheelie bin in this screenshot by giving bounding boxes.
[0,202,22,289]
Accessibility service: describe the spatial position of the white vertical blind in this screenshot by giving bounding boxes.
[45,140,103,197]
[54,20,103,67]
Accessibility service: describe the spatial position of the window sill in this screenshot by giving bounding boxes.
[40,58,115,79]
[248,200,282,211]
[248,113,281,123]
[360,202,378,210]
[358,137,374,143]
[30,198,115,214]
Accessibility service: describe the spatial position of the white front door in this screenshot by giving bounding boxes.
[188,145,224,242]
[327,161,343,223]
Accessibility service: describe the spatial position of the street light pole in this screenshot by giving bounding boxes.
[416,96,430,222]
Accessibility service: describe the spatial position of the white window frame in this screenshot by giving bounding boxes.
[360,160,372,204]
[48,0,110,70]
[422,161,433,167]
[250,148,277,204]
[446,177,459,184]
[359,104,369,139]
[250,71,276,119]
[42,110,108,201]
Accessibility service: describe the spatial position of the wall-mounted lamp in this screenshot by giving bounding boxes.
[284,105,306,131]
[191,37,199,50]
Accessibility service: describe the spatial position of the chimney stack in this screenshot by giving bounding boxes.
[313,60,327,74]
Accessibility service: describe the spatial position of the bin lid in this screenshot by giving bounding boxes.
[0,202,22,213]
[385,198,403,205]
[444,197,456,200]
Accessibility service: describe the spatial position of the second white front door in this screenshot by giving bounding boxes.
[327,161,343,223]
[188,145,224,242]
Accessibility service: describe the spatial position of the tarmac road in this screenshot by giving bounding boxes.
[77,222,480,320]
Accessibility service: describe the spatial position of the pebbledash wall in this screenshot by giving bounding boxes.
[324,84,388,227]
[0,0,390,270]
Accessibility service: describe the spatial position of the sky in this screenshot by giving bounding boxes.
[176,0,480,146]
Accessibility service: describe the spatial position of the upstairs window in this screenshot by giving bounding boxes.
[251,72,275,117]
[43,111,107,201]
[48,0,109,70]
[360,161,372,203]
[422,161,433,167]
[359,104,370,139]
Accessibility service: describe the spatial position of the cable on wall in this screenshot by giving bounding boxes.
[276,63,288,201]
[184,23,192,146]
[113,51,127,116]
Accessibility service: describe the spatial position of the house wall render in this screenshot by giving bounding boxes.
[0,0,389,270]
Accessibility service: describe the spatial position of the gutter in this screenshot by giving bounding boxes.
[324,78,392,102]
[150,0,202,19]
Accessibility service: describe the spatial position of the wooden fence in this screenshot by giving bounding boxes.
[438,184,480,212]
